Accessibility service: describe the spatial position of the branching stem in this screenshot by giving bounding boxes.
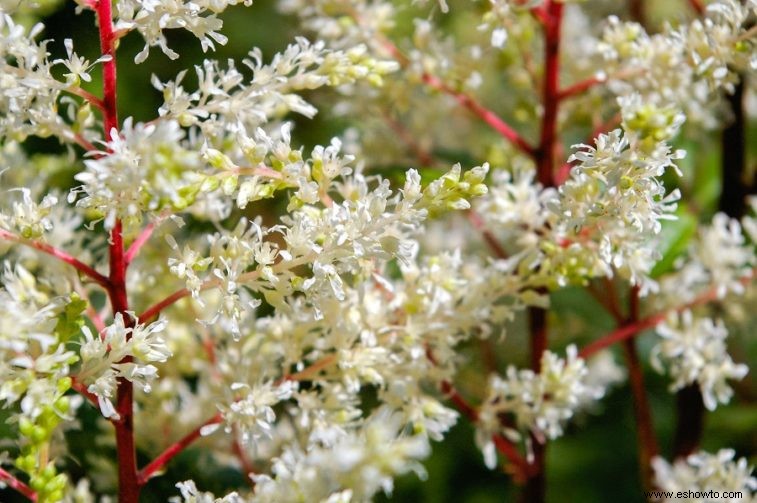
[0,467,36,501]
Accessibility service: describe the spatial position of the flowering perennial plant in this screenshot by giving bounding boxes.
[0,0,756,501]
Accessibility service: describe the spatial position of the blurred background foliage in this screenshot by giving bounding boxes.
[1,0,756,501]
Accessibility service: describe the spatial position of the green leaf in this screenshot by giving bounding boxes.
[650,207,697,278]
[54,293,87,343]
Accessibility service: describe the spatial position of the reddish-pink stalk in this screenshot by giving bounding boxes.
[110,220,139,503]
[427,347,529,478]
[231,428,257,487]
[0,228,110,288]
[628,0,647,27]
[525,305,548,501]
[440,379,530,480]
[125,222,155,266]
[354,14,536,159]
[138,287,190,322]
[688,0,705,15]
[586,280,624,322]
[95,0,141,500]
[65,86,106,112]
[580,312,665,359]
[528,2,549,25]
[421,73,537,157]
[72,132,97,152]
[621,286,659,490]
[524,4,564,500]
[138,413,222,485]
[0,467,36,501]
[580,270,756,359]
[440,380,479,422]
[535,0,564,188]
[557,74,605,101]
[71,375,104,410]
[97,0,118,141]
[467,210,508,259]
[381,110,435,167]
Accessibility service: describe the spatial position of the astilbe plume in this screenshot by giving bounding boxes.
[0,0,756,501]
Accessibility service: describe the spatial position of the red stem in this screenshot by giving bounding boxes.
[138,413,222,485]
[528,307,548,373]
[621,286,658,490]
[579,270,756,359]
[440,380,479,422]
[65,86,106,112]
[109,221,139,503]
[628,0,647,27]
[95,0,140,500]
[523,4,564,498]
[125,221,155,266]
[0,467,36,501]
[71,375,105,411]
[97,0,118,141]
[421,73,536,157]
[427,348,528,477]
[525,305,548,501]
[381,110,435,167]
[231,429,257,487]
[72,132,98,152]
[558,74,605,101]
[467,210,508,259]
[579,312,665,359]
[535,1,564,188]
[0,229,110,288]
[138,287,190,322]
[688,0,705,15]
[366,23,535,158]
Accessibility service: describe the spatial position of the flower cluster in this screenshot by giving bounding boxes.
[661,213,756,303]
[70,118,204,232]
[597,1,757,127]
[652,310,748,411]
[0,264,83,501]
[1,0,756,500]
[164,164,489,337]
[475,346,604,468]
[153,38,398,139]
[652,449,756,502]
[477,113,683,294]
[112,0,254,63]
[175,410,430,502]
[0,15,61,142]
[77,313,171,419]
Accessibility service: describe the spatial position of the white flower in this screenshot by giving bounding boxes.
[115,0,254,64]
[53,38,111,85]
[77,313,172,418]
[0,188,57,239]
[223,381,297,444]
[476,346,604,468]
[70,118,202,231]
[691,214,755,298]
[652,449,757,502]
[153,38,398,139]
[250,410,429,501]
[0,15,67,143]
[491,28,507,48]
[652,310,747,410]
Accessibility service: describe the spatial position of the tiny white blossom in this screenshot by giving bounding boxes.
[652,310,747,410]
[652,449,757,502]
[475,346,604,468]
[77,313,172,418]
